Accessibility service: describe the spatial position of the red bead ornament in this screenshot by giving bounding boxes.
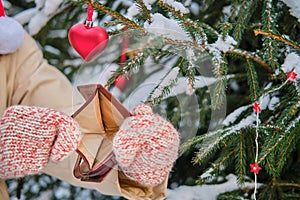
[114,28,130,92]
[250,163,262,174]
[0,0,5,16]
[114,75,130,92]
[68,4,108,62]
[287,70,297,81]
[253,101,261,113]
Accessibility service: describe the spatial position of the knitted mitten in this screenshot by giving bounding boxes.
[0,105,81,179]
[112,104,180,186]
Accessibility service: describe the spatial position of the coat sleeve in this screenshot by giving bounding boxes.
[8,32,82,112]
[0,181,9,200]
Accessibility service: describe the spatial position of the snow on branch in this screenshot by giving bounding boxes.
[144,13,191,42]
[14,0,65,35]
[282,52,300,75]
[161,0,189,14]
[282,0,300,23]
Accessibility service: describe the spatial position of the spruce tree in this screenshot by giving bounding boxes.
[5,0,300,199]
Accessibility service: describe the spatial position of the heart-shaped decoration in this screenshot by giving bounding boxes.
[68,24,108,62]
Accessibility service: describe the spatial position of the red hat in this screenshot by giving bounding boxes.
[0,0,24,54]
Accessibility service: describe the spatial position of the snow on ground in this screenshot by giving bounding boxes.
[21,174,257,200]
[167,174,257,200]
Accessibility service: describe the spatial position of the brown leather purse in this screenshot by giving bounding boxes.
[71,84,131,183]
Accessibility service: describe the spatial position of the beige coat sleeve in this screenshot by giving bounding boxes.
[0,32,167,199]
[0,31,84,200]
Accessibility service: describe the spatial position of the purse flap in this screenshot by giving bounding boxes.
[97,85,131,137]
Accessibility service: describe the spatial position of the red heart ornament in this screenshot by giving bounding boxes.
[68,24,108,62]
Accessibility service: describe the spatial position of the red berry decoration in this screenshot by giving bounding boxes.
[114,29,130,91]
[250,163,262,174]
[0,0,4,16]
[114,75,130,92]
[253,101,261,113]
[287,70,297,81]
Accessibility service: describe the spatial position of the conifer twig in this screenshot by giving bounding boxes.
[227,49,273,73]
[233,0,248,42]
[86,0,144,32]
[246,58,259,101]
[157,0,213,45]
[136,0,151,23]
[157,0,184,17]
[254,29,300,50]
[275,182,300,188]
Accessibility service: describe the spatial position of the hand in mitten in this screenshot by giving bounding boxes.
[112,104,180,186]
[0,105,81,179]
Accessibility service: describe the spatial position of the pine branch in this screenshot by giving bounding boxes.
[275,128,299,177]
[156,0,217,45]
[211,53,228,110]
[262,36,279,69]
[258,113,300,168]
[146,66,179,105]
[260,0,280,70]
[275,182,300,189]
[236,130,247,184]
[198,22,219,38]
[198,147,238,183]
[187,63,196,91]
[220,23,233,40]
[265,184,300,200]
[254,29,300,50]
[211,76,227,110]
[193,128,239,164]
[245,58,260,101]
[180,119,237,155]
[85,0,144,31]
[163,38,203,51]
[227,49,273,73]
[233,0,248,42]
[229,0,242,22]
[266,158,276,177]
[136,0,151,23]
[259,126,280,156]
[146,53,203,105]
[180,134,208,154]
[105,49,151,87]
[276,101,299,125]
[156,0,187,18]
[262,0,276,31]
[232,0,258,44]
[104,21,122,26]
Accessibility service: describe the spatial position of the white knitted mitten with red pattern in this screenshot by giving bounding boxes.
[0,105,81,179]
[113,104,180,186]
